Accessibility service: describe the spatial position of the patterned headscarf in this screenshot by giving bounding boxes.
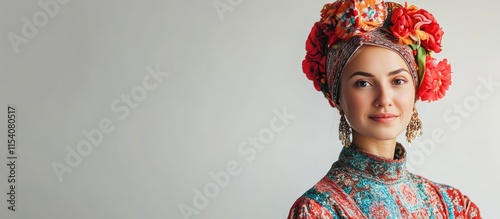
[302,0,451,107]
[327,29,418,105]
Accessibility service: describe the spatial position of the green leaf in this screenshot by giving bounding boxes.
[410,44,427,86]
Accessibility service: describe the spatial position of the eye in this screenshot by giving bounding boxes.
[355,80,372,88]
[393,78,407,85]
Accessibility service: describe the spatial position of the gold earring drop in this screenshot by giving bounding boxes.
[339,112,352,148]
[406,107,423,146]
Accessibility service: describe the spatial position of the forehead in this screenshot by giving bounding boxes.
[342,45,411,77]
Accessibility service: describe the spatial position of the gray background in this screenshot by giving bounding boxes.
[0,0,497,218]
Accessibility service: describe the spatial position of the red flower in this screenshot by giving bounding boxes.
[389,5,444,53]
[303,22,328,92]
[390,6,414,45]
[413,9,443,53]
[417,56,452,102]
[420,21,444,53]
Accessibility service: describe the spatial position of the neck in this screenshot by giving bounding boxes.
[350,130,397,159]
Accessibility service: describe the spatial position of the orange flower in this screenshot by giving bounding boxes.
[333,0,386,40]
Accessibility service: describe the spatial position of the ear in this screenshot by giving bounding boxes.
[335,99,344,113]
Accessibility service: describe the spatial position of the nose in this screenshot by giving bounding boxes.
[374,84,393,108]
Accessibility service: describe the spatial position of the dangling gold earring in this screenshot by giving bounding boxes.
[339,112,352,148]
[406,107,423,146]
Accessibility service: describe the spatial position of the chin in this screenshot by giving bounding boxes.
[371,135,400,141]
[359,129,404,142]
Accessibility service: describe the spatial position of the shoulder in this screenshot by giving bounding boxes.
[287,177,339,219]
[287,195,336,219]
[287,176,365,219]
[408,173,482,218]
[432,181,482,218]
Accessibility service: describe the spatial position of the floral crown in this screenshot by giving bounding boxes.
[302,0,451,107]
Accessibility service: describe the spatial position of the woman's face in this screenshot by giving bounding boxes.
[337,45,415,142]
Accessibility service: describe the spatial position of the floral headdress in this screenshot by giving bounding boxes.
[302,0,451,107]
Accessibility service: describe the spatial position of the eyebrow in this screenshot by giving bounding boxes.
[348,68,409,79]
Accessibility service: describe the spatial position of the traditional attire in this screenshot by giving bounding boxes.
[294,1,481,217]
[287,144,481,218]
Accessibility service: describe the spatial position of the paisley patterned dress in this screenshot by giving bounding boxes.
[287,144,481,219]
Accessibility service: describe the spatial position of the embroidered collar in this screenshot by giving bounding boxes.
[337,143,407,182]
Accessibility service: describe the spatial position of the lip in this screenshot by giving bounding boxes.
[368,113,398,123]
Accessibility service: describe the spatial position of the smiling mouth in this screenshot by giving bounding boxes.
[368,114,398,123]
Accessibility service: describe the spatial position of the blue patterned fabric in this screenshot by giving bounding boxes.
[288,143,481,218]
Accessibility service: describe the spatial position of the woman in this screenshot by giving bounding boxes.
[288,1,481,218]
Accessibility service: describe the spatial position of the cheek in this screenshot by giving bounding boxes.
[340,87,371,115]
[397,86,416,116]
[400,88,415,102]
